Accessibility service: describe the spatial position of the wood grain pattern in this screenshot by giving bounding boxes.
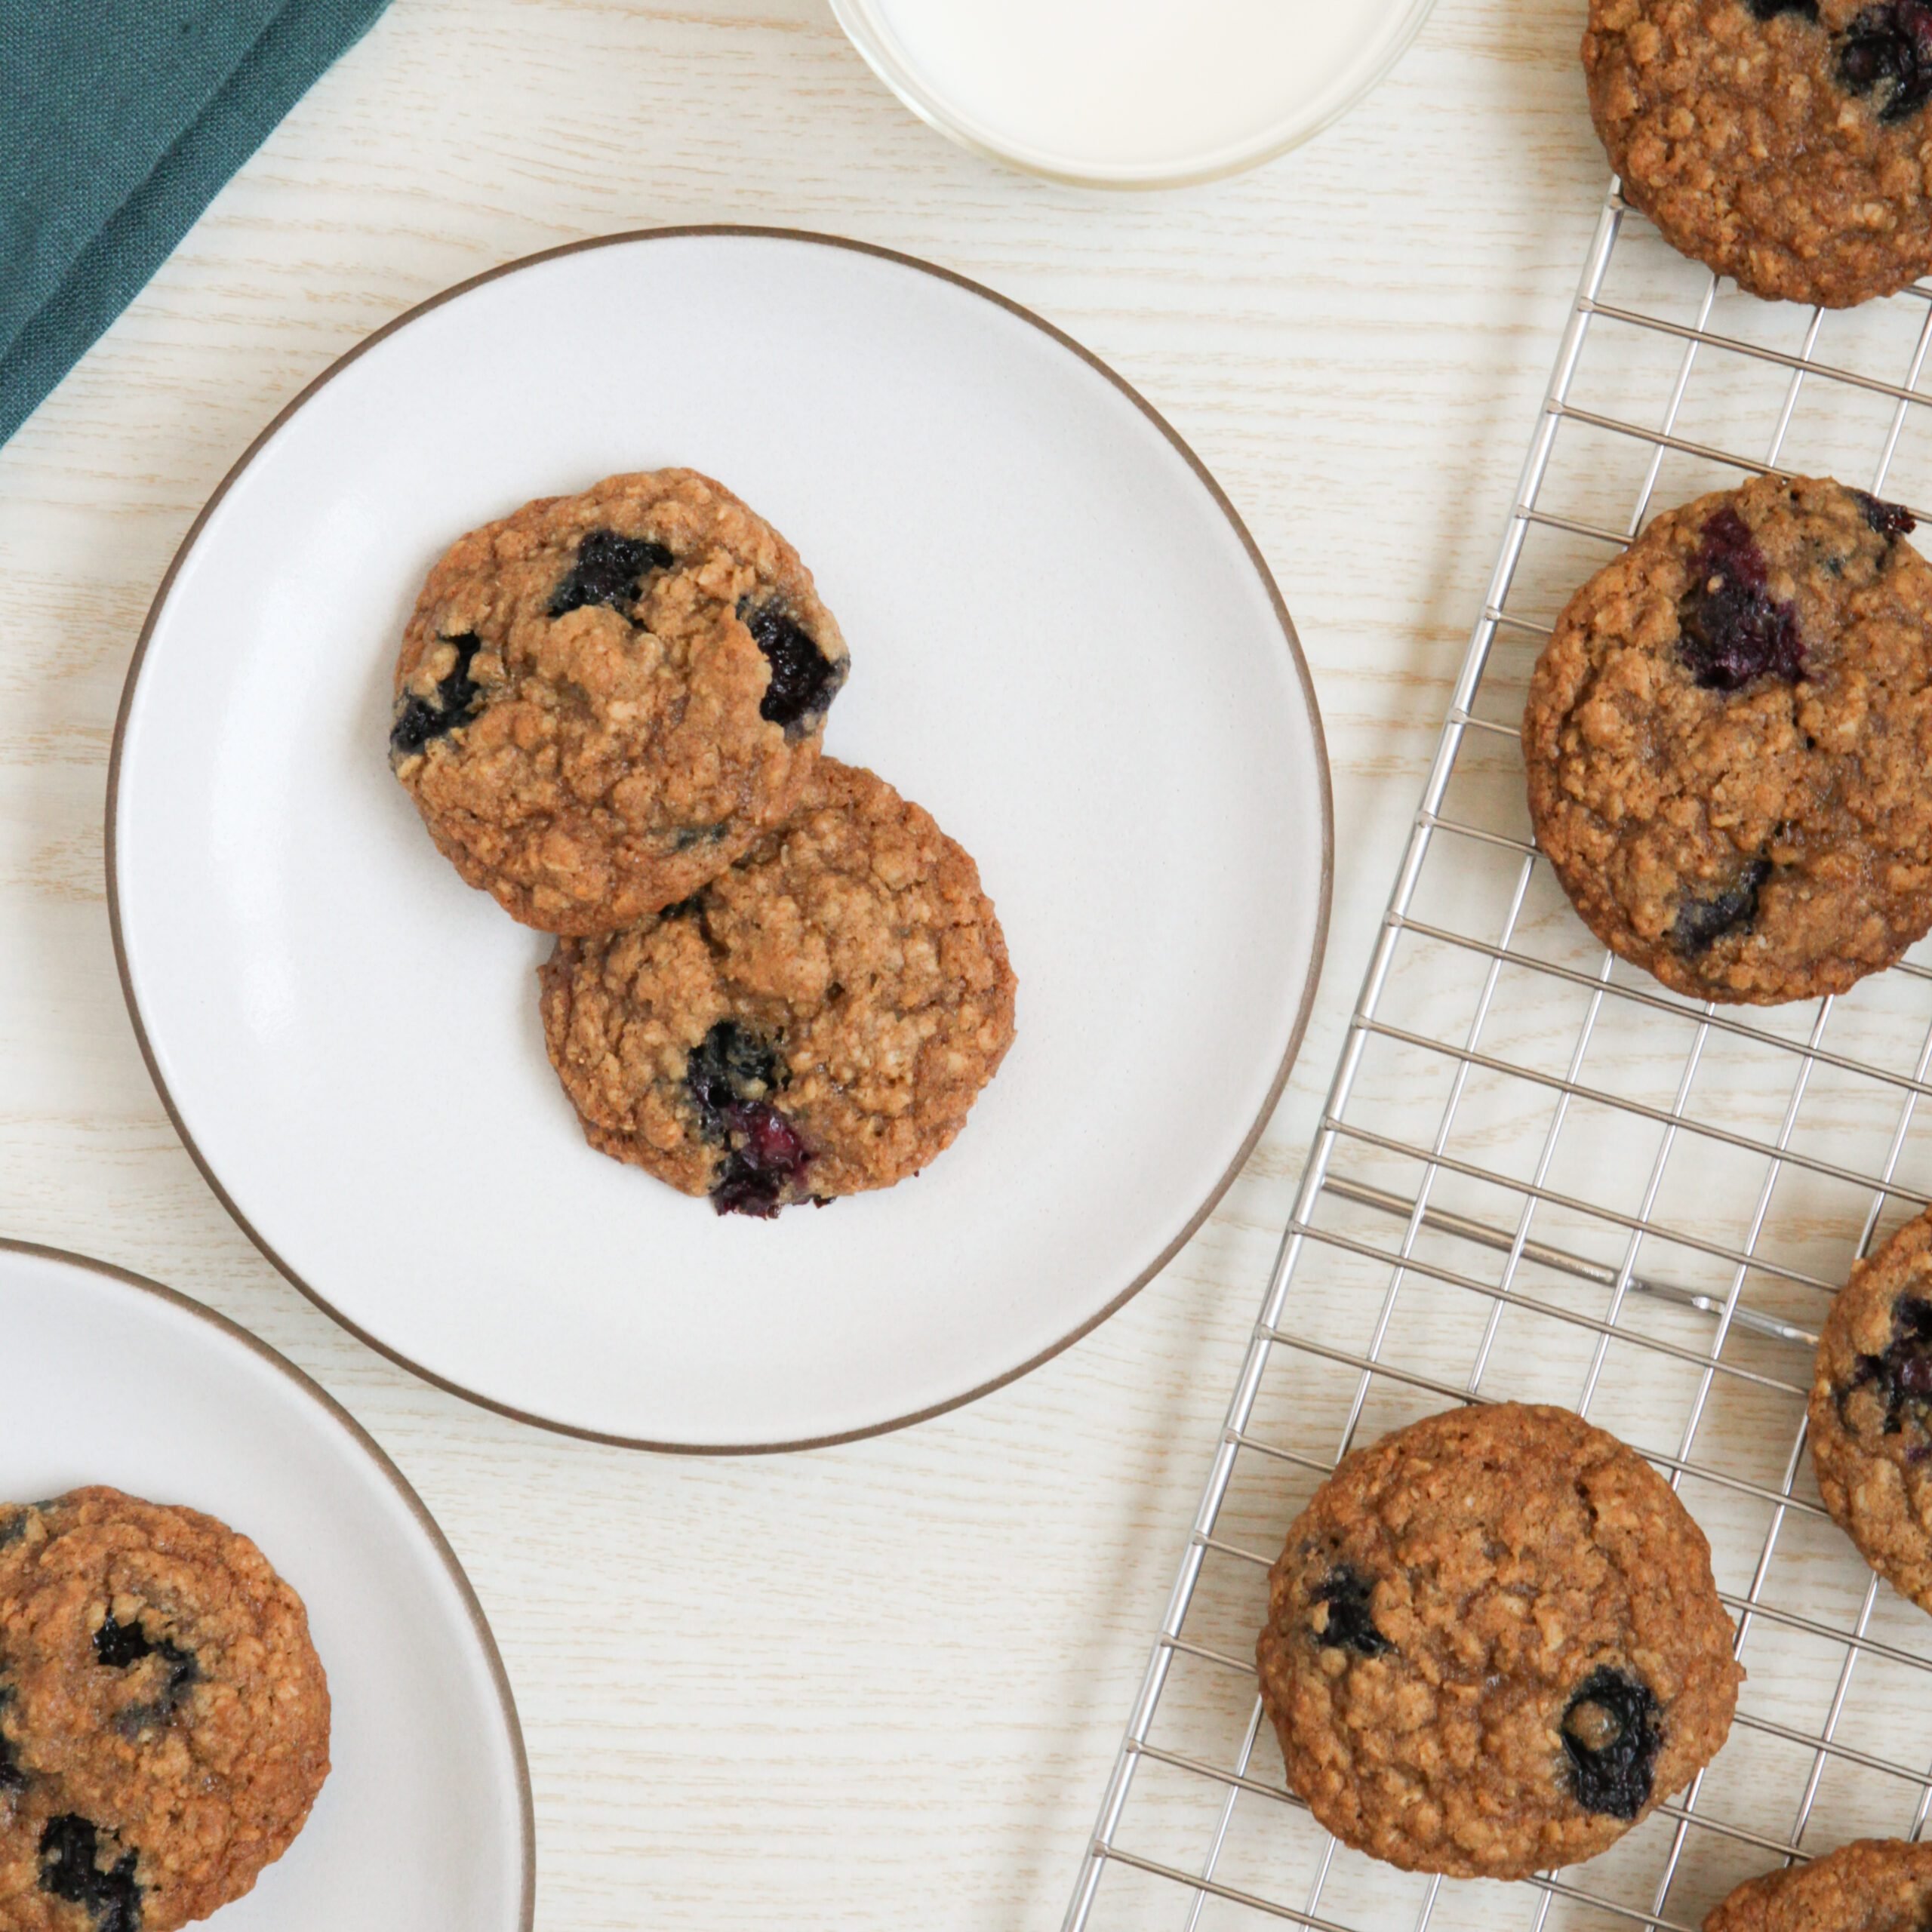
[0,0,1617,1923]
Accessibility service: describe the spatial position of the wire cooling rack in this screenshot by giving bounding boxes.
[1063,184,1932,1932]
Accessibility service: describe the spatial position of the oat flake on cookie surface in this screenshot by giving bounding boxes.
[389,467,848,935]
[1524,475,1932,1004]
[1256,1403,1741,1879]
[538,758,1016,1217]
[1586,0,1932,307]
[0,1487,329,1932]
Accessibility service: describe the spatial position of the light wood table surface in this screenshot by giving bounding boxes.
[0,2,1617,1924]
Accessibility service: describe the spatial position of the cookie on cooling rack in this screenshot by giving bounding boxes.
[1524,474,1932,1005]
[389,467,849,934]
[1810,1207,1932,1614]
[0,1487,330,1932]
[1585,0,1932,307]
[538,758,1016,1217]
[1255,1403,1742,1879]
[1706,1838,1932,1932]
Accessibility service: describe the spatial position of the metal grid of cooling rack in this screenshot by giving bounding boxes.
[1064,184,1932,1932]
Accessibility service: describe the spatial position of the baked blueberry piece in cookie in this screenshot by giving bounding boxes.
[1524,475,1932,1004]
[1706,1839,1932,1932]
[538,759,1017,1216]
[1586,0,1932,306]
[390,468,849,934]
[0,1796,143,1932]
[0,1488,329,1930]
[1256,1403,1741,1878]
[1809,1207,1932,1613]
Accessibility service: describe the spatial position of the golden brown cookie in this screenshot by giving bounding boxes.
[1810,1207,1932,1612]
[389,468,848,934]
[538,758,1017,1216]
[0,1488,329,1931]
[1706,1839,1932,1932]
[1256,1403,1742,1879]
[1524,475,1932,1004]
[1586,0,1932,307]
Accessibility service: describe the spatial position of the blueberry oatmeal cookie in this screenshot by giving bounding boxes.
[1706,1840,1932,1932]
[1809,1206,1932,1611]
[538,758,1016,1216]
[1524,475,1932,1004]
[1256,1403,1742,1878]
[1586,0,1932,306]
[0,1489,329,1930]
[390,468,848,934]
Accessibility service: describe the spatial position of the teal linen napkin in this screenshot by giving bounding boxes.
[0,0,391,449]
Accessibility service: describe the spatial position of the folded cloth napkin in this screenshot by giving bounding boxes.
[0,0,391,450]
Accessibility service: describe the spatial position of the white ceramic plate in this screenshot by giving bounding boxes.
[0,1241,531,1929]
[110,229,1330,1451]
[832,0,1437,189]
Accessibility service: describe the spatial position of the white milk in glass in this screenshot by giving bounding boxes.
[863,0,1423,178]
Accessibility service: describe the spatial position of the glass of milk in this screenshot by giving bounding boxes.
[832,0,1437,189]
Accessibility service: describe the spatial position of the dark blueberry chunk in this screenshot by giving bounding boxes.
[1677,508,1804,690]
[93,1611,198,1730]
[548,529,673,617]
[1838,0,1932,118]
[0,1690,23,1793]
[39,1815,141,1932]
[1846,1295,1932,1437]
[1672,857,1771,955]
[685,1020,781,1132]
[389,632,485,760]
[92,1611,155,1670]
[709,1105,814,1218]
[1311,1567,1394,1658]
[739,598,844,736]
[1857,490,1918,538]
[1750,0,1819,17]
[657,892,708,921]
[683,1021,814,1216]
[669,823,728,853]
[1561,1666,1661,1820]
[0,1506,27,1549]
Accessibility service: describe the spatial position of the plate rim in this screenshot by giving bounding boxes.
[0,1235,537,1928]
[105,223,1334,1455]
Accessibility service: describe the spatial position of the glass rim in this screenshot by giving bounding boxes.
[829,0,1441,192]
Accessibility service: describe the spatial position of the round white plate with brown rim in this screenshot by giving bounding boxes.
[0,1240,531,1928]
[109,227,1331,1451]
